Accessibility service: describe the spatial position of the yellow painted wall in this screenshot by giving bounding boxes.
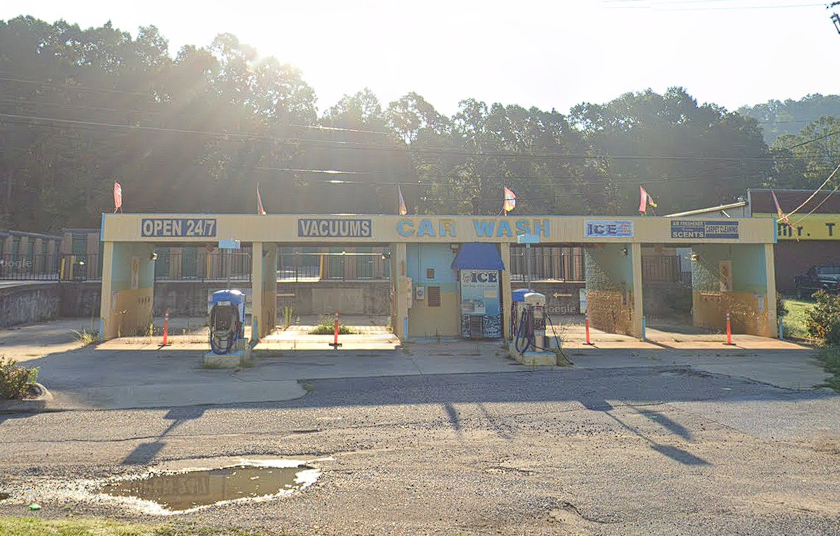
[692,291,773,337]
[407,290,460,338]
[110,289,154,337]
[755,213,840,240]
[587,289,635,336]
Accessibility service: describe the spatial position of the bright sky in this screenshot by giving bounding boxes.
[2,1,837,116]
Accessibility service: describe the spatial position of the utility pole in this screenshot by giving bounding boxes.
[829,2,840,35]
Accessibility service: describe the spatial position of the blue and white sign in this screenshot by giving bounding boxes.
[516,233,540,244]
[298,218,372,238]
[584,220,634,238]
[218,239,240,250]
[141,218,217,237]
[671,220,739,239]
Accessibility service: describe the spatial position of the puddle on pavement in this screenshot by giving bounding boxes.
[101,463,318,512]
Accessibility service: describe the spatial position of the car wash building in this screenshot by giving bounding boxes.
[98,213,779,342]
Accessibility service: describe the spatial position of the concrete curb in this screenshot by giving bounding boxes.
[0,383,55,413]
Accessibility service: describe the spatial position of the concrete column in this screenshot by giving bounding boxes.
[392,242,408,340]
[765,243,778,336]
[500,242,512,339]
[262,243,278,338]
[631,243,644,339]
[99,241,114,341]
[61,232,72,255]
[33,238,43,271]
[251,242,264,342]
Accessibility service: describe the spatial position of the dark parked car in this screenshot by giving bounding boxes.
[794,265,840,299]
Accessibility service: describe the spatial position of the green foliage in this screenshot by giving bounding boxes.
[0,16,787,227]
[0,357,39,400]
[777,296,788,318]
[805,290,840,346]
[738,94,840,144]
[818,347,840,391]
[769,116,840,190]
[309,316,355,335]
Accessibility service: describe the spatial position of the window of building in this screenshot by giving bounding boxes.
[427,286,441,307]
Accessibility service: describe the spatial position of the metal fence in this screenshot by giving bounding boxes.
[510,246,585,282]
[154,250,252,282]
[642,255,690,284]
[277,252,390,282]
[0,253,61,280]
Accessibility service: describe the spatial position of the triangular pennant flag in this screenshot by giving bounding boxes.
[503,187,516,214]
[771,189,790,227]
[639,186,657,214]
[113,182,122,213]
[257,184,267,215]
[398,185,407,216]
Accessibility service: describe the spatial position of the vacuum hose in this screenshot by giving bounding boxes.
[209,304,240,355]
[514,308,533,354]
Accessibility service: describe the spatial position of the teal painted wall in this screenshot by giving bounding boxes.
[407,244,457,293]
[692,244,767,293]
[110,243,155,292]
[585,243,635,291]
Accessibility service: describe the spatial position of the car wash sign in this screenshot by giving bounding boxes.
[298,218,372,238]
[671,220,739,239]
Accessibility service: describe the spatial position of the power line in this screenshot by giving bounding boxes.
[0,112,787,163]
[781,127,840,149]
[604,0,826,10]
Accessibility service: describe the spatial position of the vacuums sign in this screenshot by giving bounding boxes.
[297,218,372,238]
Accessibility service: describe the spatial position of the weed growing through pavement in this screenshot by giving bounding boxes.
[72,329,98,346]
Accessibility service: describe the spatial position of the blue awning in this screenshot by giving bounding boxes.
[451,243,505,271]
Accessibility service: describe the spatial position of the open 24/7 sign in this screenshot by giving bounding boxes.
[141,218,217,237]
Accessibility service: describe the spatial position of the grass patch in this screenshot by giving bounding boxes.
[818,347,840,391]
[0,517,289,535]
[308,316,355,335]
[781,297,814,341]
[0,516,168,536]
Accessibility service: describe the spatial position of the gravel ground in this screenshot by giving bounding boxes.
[1,367,840,535]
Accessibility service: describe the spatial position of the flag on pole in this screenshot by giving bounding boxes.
[639,186,657,214]
[113,182,122,213]
[257,184,267,215]
[503,187,516,214]
[398,185,407,216]
[771,189,791,227]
